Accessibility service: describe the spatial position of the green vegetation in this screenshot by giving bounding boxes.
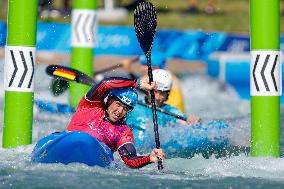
[113,0,251,34]
[0,0,283,34]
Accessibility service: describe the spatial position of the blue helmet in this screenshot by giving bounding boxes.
[139,52,166,69]
[108,88,138,108]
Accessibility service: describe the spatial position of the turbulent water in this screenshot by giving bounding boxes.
[0,62,284,189]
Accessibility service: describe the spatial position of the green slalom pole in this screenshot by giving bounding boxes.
[69,0,97,107]
[3,0,38,148]
[250,0,280,156]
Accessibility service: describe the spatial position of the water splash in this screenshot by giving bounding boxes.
[1,62,284,188]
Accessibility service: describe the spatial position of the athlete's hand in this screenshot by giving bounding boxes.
[139,76,158,91]
[150,148,165,163]
[187,114,201,124]
[121,57,139,73]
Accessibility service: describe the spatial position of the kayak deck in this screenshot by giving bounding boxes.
[31,131,114,167]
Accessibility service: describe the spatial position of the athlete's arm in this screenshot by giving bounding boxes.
[86,77,157,102]
[118,143,151,169]
[86,77,137,101]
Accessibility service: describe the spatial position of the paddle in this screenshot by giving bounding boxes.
[46,64,188,122]
[134,1,163,170]
[50,57,139,96]
[93,57,139,75]
[46,65,95,86]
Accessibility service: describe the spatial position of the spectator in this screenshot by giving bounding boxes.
[38,0,53,15]
[60,0,71,17]
[121,0,142,11]
[38,0,61,19]
[39,0,71,18]
[186,0,216,15]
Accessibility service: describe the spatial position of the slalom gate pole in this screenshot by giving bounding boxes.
[3,0,38,147]
[250,0,281,156]
[70,0,97,107]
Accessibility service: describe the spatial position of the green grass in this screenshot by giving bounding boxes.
[100,0,251,34]
[0,0,283,34]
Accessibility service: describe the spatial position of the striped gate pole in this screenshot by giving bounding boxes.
[70,0,97,107]
[250,0,281,156]
[3,0,37,147]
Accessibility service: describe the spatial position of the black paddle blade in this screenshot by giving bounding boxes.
[46,65,95,86]
[134,1,157,55]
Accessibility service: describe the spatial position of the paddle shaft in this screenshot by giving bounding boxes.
[146,54,163,170]
[137,101,187,121]
[94,57,139,75]
[94,64,123,75]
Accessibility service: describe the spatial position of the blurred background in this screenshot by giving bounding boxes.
[1,0,252,33]
[1,1,284,188]
[1,0,283,101]
[2,0,284,32]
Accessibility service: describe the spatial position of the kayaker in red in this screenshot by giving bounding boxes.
[66,77,164,169]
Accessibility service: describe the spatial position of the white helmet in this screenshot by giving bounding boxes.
[152,69,173,91]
